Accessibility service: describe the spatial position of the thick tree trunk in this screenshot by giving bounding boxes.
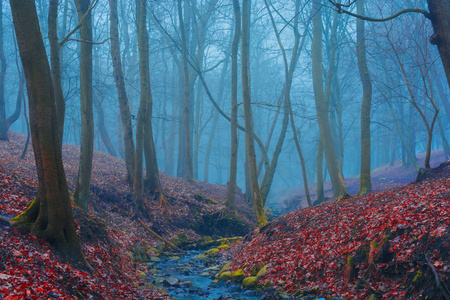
[49,0,65,146]
[311,0,348,198]
[73,0,94,211]
[242,0,266,227]
[428,0,450,90]
[136,0,164,206]
[178,0,194,181]
[226,0,241,209]
[356,0,372,196]
[10,0,84,262]
[109,0,135,182]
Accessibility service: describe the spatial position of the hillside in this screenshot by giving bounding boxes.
[0,132,254,299]
[1,131,449,299]
[226,162,450,299]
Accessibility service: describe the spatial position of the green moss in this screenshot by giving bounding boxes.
[204,248,220,258]
[218,271,232,281]
[232,269,245,283]
[242,276,258,288]
[250,263,265,276]
[413,270,422,282]
[218,244,230,250]
[256,265,267,278]
[137,271,148,280]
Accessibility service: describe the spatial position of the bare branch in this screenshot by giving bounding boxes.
[59,0,99,47]
[67,37,110,45]
[328,0,430,21]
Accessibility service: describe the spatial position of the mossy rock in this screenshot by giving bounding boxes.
[204,248,220,258]
[242,276,258,288]
[250,263,265,276]
[171,232,190,248]
[217,262,231,277]
[195,254,208,260]
[137,271,148,280]
[232,269,245,283]
[256,265,267,278]
[218,244,230,251]
[196,209,253,237]
[218,271,232,281]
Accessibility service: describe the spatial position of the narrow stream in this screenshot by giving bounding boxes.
[147,250,268,300]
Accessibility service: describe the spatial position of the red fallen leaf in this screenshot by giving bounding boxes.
[13,250,22,257]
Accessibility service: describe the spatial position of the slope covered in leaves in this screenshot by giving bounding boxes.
[229,163,450,299]
[0,131,254,299]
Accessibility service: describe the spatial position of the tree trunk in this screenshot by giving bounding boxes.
[356,0,372,196]
[136,0,164,206]
[10,0,84,262]
[428,0,450,90]
[109,0,135,182]
[178,0,194,181]
[242,0,266,227]
[316,139,325,203]
[0,1,8,140]
[48,0,65,146]
[311,0,348,198]
[73,0,94,211]
[226,0,241,209]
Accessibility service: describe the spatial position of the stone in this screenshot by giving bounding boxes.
[232,269,245,283]
[217,262,231,277]
[256,264,267,278]
[168,256,180,260]
[150,256,161,262]
[242,276,258,288]
[204,248,220,258]
[218,271,232,281]
[163,276,179,286]
[201,272,210,276]
[137,271,148,280]
[180,281,192,288]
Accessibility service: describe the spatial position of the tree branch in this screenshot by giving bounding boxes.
[67,37,110,45]
[328,0,430,21]
[59,0,99,47]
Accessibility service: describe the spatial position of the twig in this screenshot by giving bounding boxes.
[425,255,450,300]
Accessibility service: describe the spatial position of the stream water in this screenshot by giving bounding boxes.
[146,250,271,300]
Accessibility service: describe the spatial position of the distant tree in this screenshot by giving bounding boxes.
[10,0,84,262]
[225,0,241,209]
[311,0,349,198]
[328,0,450,91]
[73,0,94,211]
[0,0,21,141]
[109,0,135,183]
[178,0,194,181]
[356,0,372,195]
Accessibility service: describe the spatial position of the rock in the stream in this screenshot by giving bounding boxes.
[150,256,161,262]
[218,271,232,281]
[163,276,180,286]
[242,276,258,288]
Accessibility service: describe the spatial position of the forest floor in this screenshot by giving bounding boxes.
[0,131,449,299]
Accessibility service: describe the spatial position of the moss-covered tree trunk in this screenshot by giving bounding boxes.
[356,0,372,196]
[73,0,94,211]
[10,0,84,262]
[242,0,266,227]
[311,0,348,198]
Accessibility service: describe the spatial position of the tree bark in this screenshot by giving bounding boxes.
[109,0,135,182]
[10,0,84,262]
[311,0,348,198]
[136,0,164,207]
[0,1,9,140]
[356,0,372,196]
[48,0,65,146]
[226,0,241,208]
[73,0,94,211]
[178,0,194,181]
[242,0,266,227]
[427,0,450,90]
